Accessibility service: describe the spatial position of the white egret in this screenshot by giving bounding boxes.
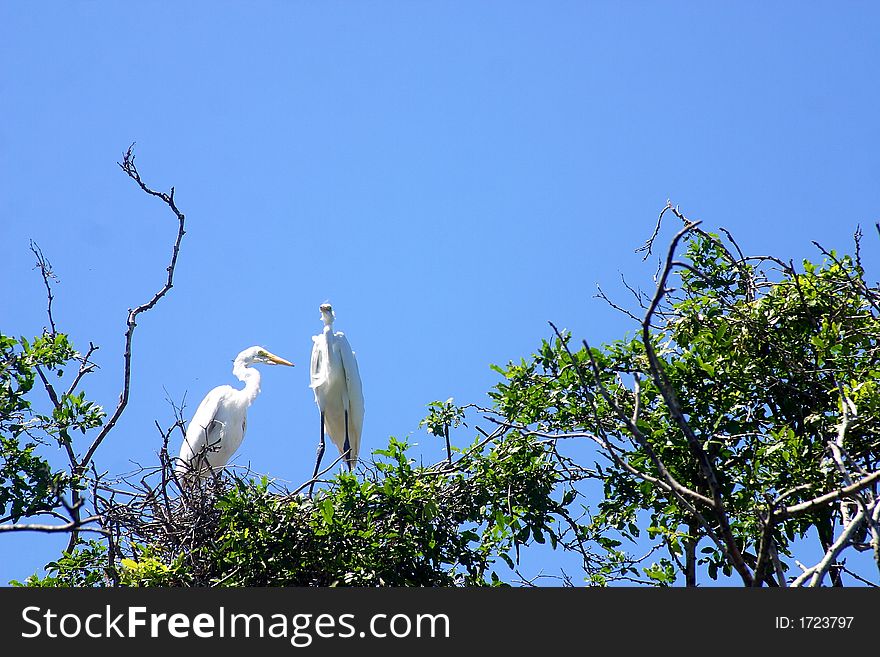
[176,346,294,482]
[309,303,364,492]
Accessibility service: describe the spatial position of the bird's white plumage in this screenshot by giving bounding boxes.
[176,346,293,481]
[177,385,249,477]
[310,305,364,469]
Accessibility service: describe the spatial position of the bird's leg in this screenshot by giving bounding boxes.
[343,409,352,471]
[309,412,326,498]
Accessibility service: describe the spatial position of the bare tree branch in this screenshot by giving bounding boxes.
[65,342,99,398]
[79,144,186,470]
[0,517,107,534]
[791,504,873,587]
[30,241,57,336]
[635,200,675,261]
[780,471,880,518]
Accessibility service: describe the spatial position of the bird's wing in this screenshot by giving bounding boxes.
[177,386,228,475]
[336,331,364,466]
[309,332,329,392]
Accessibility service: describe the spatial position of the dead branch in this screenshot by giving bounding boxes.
[79,144,186,470]
[30,241,58,336]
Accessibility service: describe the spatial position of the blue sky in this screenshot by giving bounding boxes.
[1,2,879,585]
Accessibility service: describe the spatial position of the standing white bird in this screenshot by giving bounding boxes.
[309,303,364,492]
[176,346,294,482]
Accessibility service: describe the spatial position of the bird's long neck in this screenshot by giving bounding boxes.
[232,359,262,407]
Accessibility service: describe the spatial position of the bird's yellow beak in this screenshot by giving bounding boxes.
[266,352,294,367]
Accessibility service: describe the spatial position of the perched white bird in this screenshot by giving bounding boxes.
[309,303,364,489]
[176,346,294,481]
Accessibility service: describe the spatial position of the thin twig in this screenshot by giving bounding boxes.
[30,241,57,336]
[65,342,99,398]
